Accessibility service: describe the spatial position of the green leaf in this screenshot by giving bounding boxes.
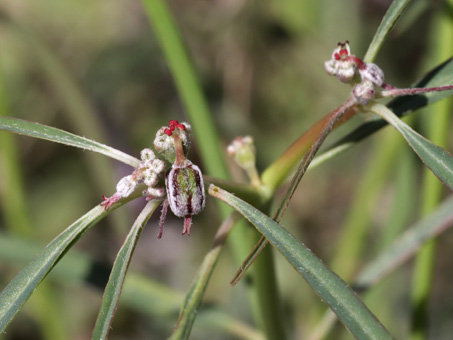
[0,234,263,340]
[0,206,108,332]
[209,185,394,340]
[355,195,453,290]
[169,213,240,340]
[92,200,161,340]
[0,188,144,332]
[311,195,453,340]
[0,116,141,168]
[368,103,453,190]
[364,0,413,63]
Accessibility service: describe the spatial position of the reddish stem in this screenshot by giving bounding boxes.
[381,85,453,97]
[158,199,169,239]
[173,134,187,166]
[183,215,192,236]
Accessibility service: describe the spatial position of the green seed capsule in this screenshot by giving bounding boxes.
[166,160,205,235]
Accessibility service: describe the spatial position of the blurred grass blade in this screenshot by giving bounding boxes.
[324,57,453,160]
[169,213,240,340]
[140,0,228,180]
[0,206,109,332]
[355,195,453,290]
[310,195,453,340]
[0,188,144,332]
[92,200,161,340]
[364,0,413,63]
[369,103,453,190]
[209,185,394,340]
[0,235,263,340]
[0,116,141,168]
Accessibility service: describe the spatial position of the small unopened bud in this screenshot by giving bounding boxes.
[148,158,165,174]
[143,170,159,187]
[227,136,256,169]
[144,187,166,199]
[116,175,137,197]
[140,148,156,162]
[227,136,261,186]
[359,63,384,87]
[352,80,376,105]
[101,174,138,210]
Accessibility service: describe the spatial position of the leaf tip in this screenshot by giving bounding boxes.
[208,184,220,197]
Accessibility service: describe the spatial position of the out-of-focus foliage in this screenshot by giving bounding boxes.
[0,1,452,339]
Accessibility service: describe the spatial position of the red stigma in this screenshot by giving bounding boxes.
[165,120,185,136]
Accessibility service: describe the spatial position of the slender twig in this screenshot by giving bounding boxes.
[381,84,453,97]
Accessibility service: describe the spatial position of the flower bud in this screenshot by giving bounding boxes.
[116,175,137,197]
[359,62,384,87]
[352,80,376,105]
[227,136,256,169]
[154,121,191,163]
[140,148,156,162]
[143,170,159,187]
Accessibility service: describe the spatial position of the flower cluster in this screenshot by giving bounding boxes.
[100,148,166,210]
[325,41,453,105]
[101,120,205,239]
[325,41,391,105]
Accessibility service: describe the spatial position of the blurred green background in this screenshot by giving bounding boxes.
[0,0,452,339]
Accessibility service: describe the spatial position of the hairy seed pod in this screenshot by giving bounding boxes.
[166,161,206,220]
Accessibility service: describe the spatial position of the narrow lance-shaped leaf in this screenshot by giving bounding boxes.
[363,0,413,63]
[310,195,453,340]
[355,195,453,290]
[0,206,109,332]
[0,234,263,340]
[368,103,453,190]
[92,200,161,340]
[169,213,240,340]
[209,185,394,340]
[0,116,141,168]
[0,187,144,332]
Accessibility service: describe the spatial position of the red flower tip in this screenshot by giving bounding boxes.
[339,49,349,57]
[165,120,185,136]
